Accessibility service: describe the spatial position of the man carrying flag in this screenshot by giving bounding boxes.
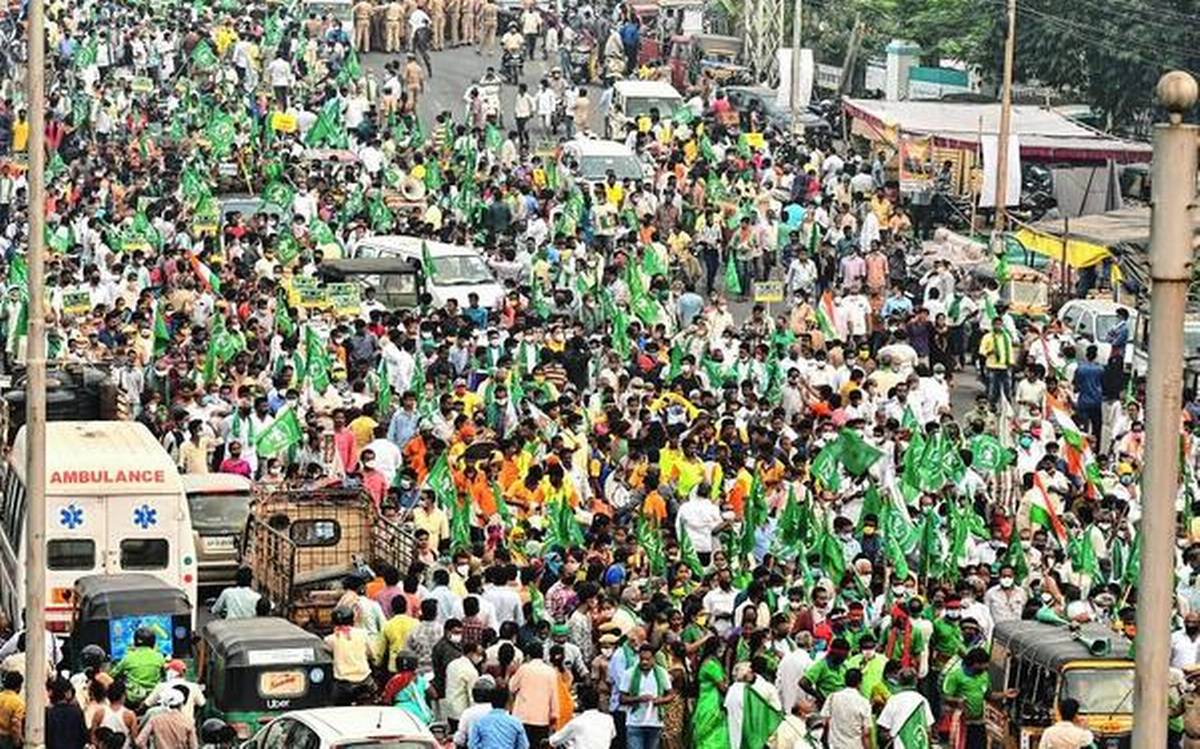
[877,668,934,749]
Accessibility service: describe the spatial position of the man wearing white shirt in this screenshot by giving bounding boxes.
[482,566,525,626]
[876,669,934,749]
[676,496,725,564]
[1171,612,1200,669]
[550,685,616,749]
[443,643,483,728]
[776,641,814,713]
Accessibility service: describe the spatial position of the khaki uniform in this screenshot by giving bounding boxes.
[444,0,459,46]
[403,59,425,111]
[460,0,478,46]
[352,0,374,51]
[477,0,497,53]
[384,0,405,51]
[429,0,445,49]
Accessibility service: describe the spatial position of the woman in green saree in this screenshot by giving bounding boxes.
[692,634,731,749]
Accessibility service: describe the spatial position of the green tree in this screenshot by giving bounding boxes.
[978,0,1200,132]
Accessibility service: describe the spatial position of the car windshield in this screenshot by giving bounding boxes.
[430,255,494,286]
[188,493,251,534]
[1061,668,1135,714]
[579,154,644,181]
[1093,314,1123,341]
[624,96,681,117]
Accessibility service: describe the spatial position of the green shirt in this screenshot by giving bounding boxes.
[112,646,166,700]
[805,656,848,700]
[941,665,990,720]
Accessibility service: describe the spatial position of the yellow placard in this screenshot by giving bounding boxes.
[745,132,766,150]
[62,290,91,315]
[271,111,298,133]
[327,282,361,316]
[752,281,784,303]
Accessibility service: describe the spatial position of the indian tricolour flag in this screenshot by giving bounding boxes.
[1031,474,1067,545]
[815,290,841,340]
[190,254,221,293]
[1046,398,1103,496]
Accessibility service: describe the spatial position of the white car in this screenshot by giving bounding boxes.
[354,235,505,310]
[1056,298,1136,364]
[559,138,652,185]
[242,707,439,749]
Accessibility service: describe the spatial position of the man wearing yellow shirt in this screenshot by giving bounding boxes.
[378,595,420,672]
[412,491,450,549]
[348,404,380,448]
[11,110,27,153]
[979,316,1016,406]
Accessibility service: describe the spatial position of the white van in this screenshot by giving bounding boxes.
[0,421,198,632]
[353,236,505,309]
[605,79,684,139]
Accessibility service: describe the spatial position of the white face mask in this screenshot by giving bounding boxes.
[456,564,469,577]
[1000,577,1015,589]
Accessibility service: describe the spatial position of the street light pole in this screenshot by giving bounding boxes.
[22,0,48,742]
[789,0,802,116]
[1132,70,1198,749]
[993,0,1016,230]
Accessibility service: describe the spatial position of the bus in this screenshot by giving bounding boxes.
[0,421,198,632]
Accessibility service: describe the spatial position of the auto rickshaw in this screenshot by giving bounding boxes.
[987,620,1133,749]
[197,617,333,738]
[68,574,193,671]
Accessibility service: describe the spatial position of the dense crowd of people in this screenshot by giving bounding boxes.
[0,0,1195,748]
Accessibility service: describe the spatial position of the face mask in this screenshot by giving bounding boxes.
[891,586,906,598]
[1000,577,1015,588]
[448,634,462,644]
[456,564,469,577]
[862,648,876,660]
[947,611,961,620]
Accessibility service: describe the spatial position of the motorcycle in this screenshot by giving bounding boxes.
[501,49,524,85]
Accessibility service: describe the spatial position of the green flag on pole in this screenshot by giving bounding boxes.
[255,407,304,456]
[739,683,783,749]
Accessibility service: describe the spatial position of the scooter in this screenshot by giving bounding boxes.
[501,49,524,85]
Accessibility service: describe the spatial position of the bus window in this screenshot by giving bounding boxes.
[121,539,170,570]
[48,539,96,570]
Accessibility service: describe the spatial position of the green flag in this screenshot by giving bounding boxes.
[1068,526,1100,578]
[449,496,472,552]
[206,111,237,158]
[637,517,667,575]
[893,703,931,749]
[153,303,170,357]
[1002,530,1030,582]
[425,453,457,510]
[275,295,295,338]
[837,429,883,476]
[970,434,1010,473]
[261,179,295,210]
[817,521,847,581]
[492,481,513,524]
[740,684,783,749]
[376,360,393,415]
[740,473,767,557]
[723,252,741,296]
[677,523,704,577]
[337,46,362,85]
[191,40,218,70]
[255,407,303,457]
[368,192,395,233]
[304,325,332,392]
[811,441,843,491]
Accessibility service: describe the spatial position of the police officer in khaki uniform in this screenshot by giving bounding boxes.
[384,0,405,51]
[477,0,498,54]
[444,0,459,46]
[352,0,374,51]
[461,0,478,47]
[429,0,445,49]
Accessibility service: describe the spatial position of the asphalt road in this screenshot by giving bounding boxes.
[362,44,607,142]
